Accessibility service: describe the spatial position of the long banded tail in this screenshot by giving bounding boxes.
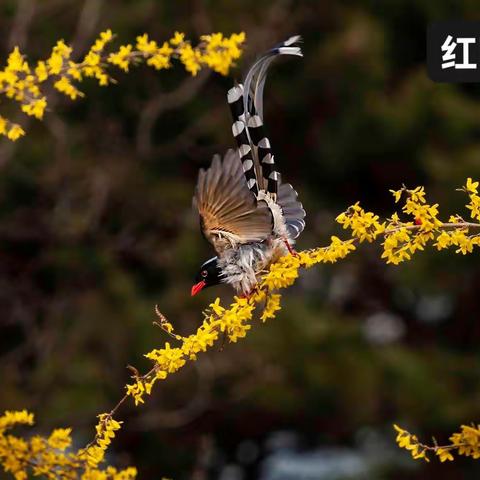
[228,84,259,196]
[227,35,302,199]
[247,113,277,197]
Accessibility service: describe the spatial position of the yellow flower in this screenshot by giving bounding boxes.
[144,342,186,373]
[408,186,426,204]
[412,447,430,462]
[0,116,7,135]
[6,47,30,74]
[466,177,479,194]
[260,294,282,322]
[178,43,202,76]
[46,40,72,75]
[147,45,173,70]
[7,124,25,141]
[21,97,47,119]
[210,297,225,316]
[450,230,473,254]
[67,61,82,81]
[394,424,412,448]
[91,29,114,52]
[436,447,454,462]
[108,44,133,72]
[170,31,185,46]
[218,299,254,342]
[136,33,158,55]
[47,53,63,74]
[54,76,83,100]
[390,188,403,203]
[186,327,218,357]
[47,428,72,450]
[434,231,452,250]
[0,410,34,431]
[198,32,245,75]
[126,381,146,406]
[34,60,49,82]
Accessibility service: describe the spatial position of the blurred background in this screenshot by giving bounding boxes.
[1,1,480,479]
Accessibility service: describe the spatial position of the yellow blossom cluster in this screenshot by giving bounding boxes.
[0,410,136,479]
[123,234,357,406]
[336,202,385,242]
[196,32,246,75]
[0,30,245,141]
[79,414,123,468]
[125,296,253,406]
[464,177,480,221]
[394,424,431,461]
[336,180,480,264]
[394,423,480,463]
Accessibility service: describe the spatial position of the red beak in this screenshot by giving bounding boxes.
[191,280,206,296]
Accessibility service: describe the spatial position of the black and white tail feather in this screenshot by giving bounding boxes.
[227,35,305,240]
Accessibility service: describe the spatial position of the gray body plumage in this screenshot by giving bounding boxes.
[219,183,297,294]
[218,241,283,294]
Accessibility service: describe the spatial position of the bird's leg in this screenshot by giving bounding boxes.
[283,238,299,257]
[239,285,259,300]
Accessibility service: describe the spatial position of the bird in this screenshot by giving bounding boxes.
[191,36,306,297]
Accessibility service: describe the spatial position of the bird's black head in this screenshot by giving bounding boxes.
[191,256,222,296]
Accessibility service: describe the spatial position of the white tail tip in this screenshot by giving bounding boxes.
[227,84,244,104]
[284,35,302,46]
[278,46,303,57]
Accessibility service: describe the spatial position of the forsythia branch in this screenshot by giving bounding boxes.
[0,29,246,140]
[394,423,480,463]
[0,409,136,479]
[89,177,480,468]
[2,178,480,477]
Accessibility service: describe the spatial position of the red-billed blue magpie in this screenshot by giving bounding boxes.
[192,36,306,296]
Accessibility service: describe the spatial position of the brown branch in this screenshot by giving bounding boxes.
[384,221,480,235]
[71,0,104,56]
[7,0,36,50]
[135,70,211,158]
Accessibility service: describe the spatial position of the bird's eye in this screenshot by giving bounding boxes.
[201,270,208,278]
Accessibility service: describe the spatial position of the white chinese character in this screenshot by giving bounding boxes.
[441,35,456,69]
[456,37,476,69]
[441,35,477,70]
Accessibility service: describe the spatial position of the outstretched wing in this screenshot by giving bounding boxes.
[193,149,273,253]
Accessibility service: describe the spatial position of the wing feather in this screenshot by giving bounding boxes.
[193,150,273,253]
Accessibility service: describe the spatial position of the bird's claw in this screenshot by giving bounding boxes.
[239,286,259,300]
